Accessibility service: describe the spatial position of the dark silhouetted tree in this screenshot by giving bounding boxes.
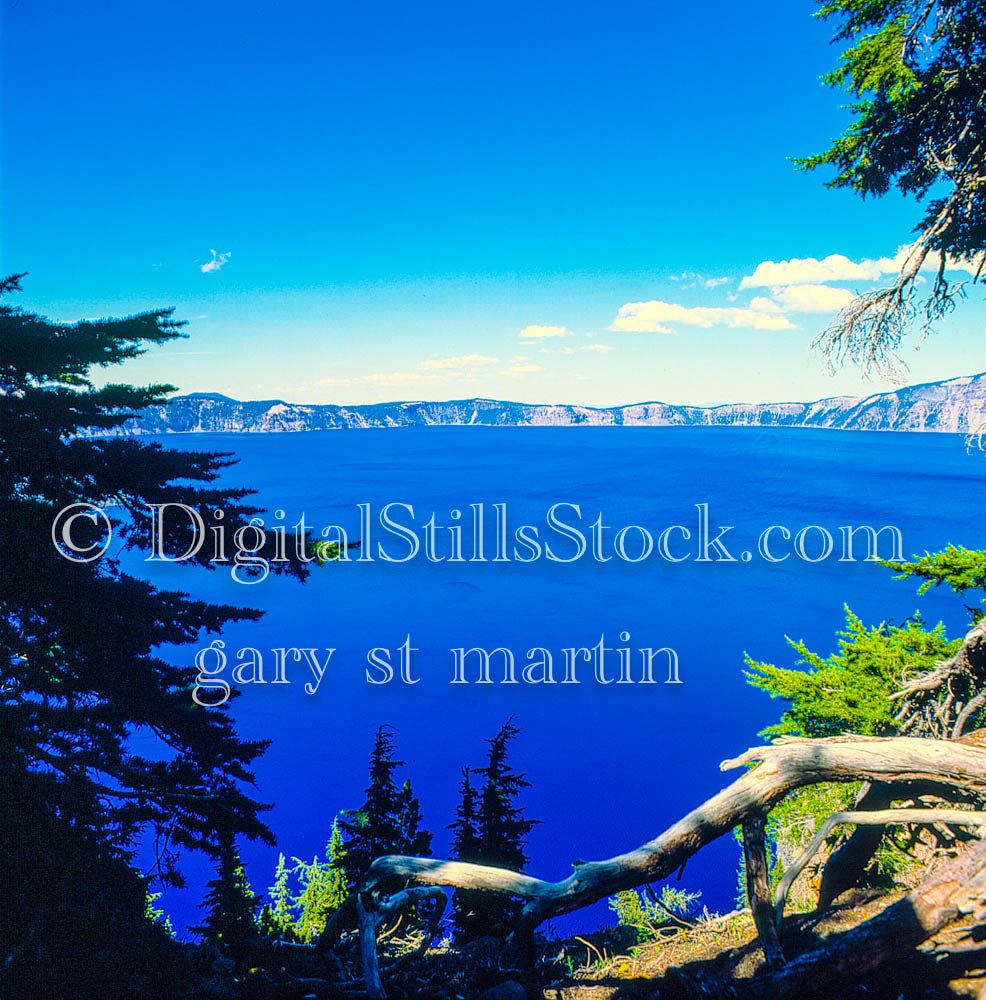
[194,836,260,967]
[451,719,537,941]
[339,726,432,887]
[398,777,433,858]
[0,274,312,997]
[448,766,484,942]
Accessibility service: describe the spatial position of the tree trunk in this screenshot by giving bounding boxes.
[742,812,783,966]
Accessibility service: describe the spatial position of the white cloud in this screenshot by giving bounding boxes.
[748,296,782,313]
[200,249,231,273]
[500,363,545,375]
[538,343,616,355]
[609,300,796,333]
[670,271,730,290]
[417,354,499,371]
[519,324,574,339]
[741,245,984,289]
[318,350,552,386]
[864,245,983,281]
[740,254,871,289]
[318,371,439,387]
[772,284,856,313]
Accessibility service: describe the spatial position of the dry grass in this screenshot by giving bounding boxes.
[544,909,759,998]
[541,893,911,999]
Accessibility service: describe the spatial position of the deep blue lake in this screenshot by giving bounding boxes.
[137,426,986,938]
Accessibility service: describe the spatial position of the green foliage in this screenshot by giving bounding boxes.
[144,892,175,938]
[763,784,858,908]
[259,820,350,943]
[259,852,295,938]
[757,783,918,910]
[797,1,986,361]
[294,857,326,942]
[882,545,986,619]
[609,885,701,940]
[311,539,343,562]
[745,606,958,738]
[770,783,859,857]
[323,818,350,913]
[799,0,985,223]
[743,550,975,907]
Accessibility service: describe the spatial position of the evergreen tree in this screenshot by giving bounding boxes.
[144,891,175,938]
[397,777,433,858]
[475,718,536,873]
[451,719,537,942]
[749,547,986,741]
[338,726,432,886]
[259,820,349,943]
[0,274,313,995]
[293,856,326,942]
[745,607,959,738]
[194,837,260,966]
[448,766,484,942]
[323,818,349,914]
[259,853,296,938]
[798,0,986,366]
[883,545,986,621]
[449,767,481,861]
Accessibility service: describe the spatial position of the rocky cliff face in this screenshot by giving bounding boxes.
[107,373,986,434]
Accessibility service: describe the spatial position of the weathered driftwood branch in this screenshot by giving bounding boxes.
[354,735,986,996]
[357,886,447,999]
[890,619,986,739]
[775,808,986,923]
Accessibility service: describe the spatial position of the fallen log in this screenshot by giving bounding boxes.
[353,735,986,996]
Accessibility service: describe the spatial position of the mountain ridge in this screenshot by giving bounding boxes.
[107,372,986,434]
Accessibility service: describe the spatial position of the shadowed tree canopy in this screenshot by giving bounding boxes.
[192,834,260,968]
[800,0,986,367]
[452,718,537,942]
[0,274,314,994]
[338,726,432,887]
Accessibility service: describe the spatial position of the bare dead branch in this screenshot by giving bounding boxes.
[888,620,986,739]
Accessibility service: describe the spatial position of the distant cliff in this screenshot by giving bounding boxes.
[107,372,986,434]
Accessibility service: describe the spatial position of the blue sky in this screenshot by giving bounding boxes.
[3,0,985,406]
